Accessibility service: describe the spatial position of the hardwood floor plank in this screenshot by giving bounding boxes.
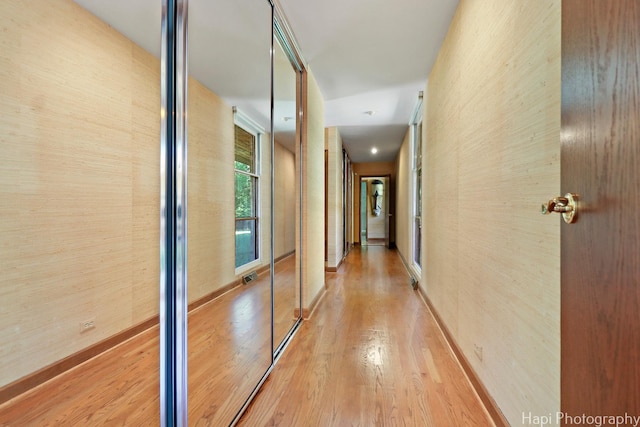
[238,246,494,426]
[0,255,300,426]
[0,249,492,426]
[0,327,161,426]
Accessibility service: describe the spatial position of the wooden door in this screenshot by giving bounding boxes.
[561,0,640,418]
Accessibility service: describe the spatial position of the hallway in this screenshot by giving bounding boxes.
[238,246,493,426]
[0,246,494,426]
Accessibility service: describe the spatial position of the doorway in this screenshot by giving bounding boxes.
[360,176,389,247]
[360,180,367,244]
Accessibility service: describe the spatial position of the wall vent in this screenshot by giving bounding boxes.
[242,271,258,284]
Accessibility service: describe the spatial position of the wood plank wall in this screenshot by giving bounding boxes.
[423,0,561,424]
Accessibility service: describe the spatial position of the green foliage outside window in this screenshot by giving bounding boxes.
[235,170,255,218]
[234,123,259,268]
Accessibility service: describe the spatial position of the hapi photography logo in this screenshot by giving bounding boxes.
[522,412,640,427]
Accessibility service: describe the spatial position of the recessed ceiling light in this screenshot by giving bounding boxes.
[371,147,378,154]
[364,110,376,116]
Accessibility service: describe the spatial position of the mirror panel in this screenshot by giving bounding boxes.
[0,1,296,424]
[272,35,302,352]
[186,0,273,424]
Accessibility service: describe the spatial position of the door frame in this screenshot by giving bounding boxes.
[357,174,392,247]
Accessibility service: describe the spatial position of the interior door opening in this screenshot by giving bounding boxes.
[359,176,390,247]
[360,180,367,245]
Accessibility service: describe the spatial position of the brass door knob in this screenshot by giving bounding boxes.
[541,193,578,223]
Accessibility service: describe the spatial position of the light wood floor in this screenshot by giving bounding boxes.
[0,248,492,426]
[0,255,298,426]
[238,246,494,426]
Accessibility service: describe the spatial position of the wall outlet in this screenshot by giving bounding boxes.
[474,344,483,362]
[80,319,96,333]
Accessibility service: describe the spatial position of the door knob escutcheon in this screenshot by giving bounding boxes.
[541,193,579,224]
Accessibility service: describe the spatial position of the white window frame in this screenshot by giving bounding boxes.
[233,108,264,275]
[409,92,423,275]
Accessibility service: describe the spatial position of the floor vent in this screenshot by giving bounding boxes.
[242,271,258,284]
[410,276,419,290]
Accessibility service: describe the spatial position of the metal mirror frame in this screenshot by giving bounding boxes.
[160,0,188,425]
[272,1,305,360]
[160,0,305,425]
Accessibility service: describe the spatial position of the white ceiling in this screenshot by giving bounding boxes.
[74,0,458,163]
[277,0,458,162]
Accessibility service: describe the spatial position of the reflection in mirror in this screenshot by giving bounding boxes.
[0,0,303,425]
[272,35,302,352]
[186,0,273,424]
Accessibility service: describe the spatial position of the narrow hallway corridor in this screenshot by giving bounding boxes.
[238,246,494,426]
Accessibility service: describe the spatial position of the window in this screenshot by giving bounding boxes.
[413,121,422,267]
[409,92,423,270]
[234,111,262,269]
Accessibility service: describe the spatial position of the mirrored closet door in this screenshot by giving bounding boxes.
[0,1,304,425]
[272,17,304,356]
[185,0,274,424]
